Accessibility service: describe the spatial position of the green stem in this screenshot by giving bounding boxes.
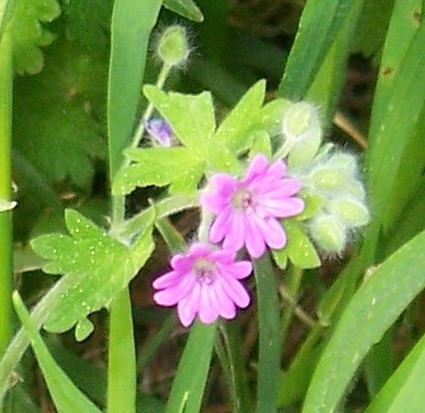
[131,63,171,150]
[0,29,13,358]
[254,253,280,413]
[279,265,304,348]
[117,193,199,240]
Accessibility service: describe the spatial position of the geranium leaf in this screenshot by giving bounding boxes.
[113,147,205,195]
[31,209,155,340]
[13,40,107,188]
[143,85,216,155]
[284,219,321,269]
[215,80,266,153]
[11,0,61,74]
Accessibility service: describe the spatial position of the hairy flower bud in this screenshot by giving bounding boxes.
[298,150,370,254]
[328,197,370,227]
[282,101,322,167]
[309,213,347,254]
[156,25,190,68]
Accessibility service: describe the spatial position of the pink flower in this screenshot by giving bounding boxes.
[201,154,304,258]
[152,243,252,327]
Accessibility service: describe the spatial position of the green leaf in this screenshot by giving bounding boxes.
[13,40,107,188]
[113,147,205,195]
[165,322,217,413]
[284,219,321,269]
[31,209,155,339]
[249,130,272,159]
[13,244,46,274]
[13,292,102,413]
[385,183,425,255]
[368,0,422,130]
[306,0,365,123]
[207,139,241,175]
[364,5,425,254]
[254,253,281,413]
[365,332,425,413]
[61,0,113,53]
[108,0,162,179]
[143,85,216,155]
[351,0,395,57]
[278,0,358,100]
[11,0,61,74]
[271,248,288,270]
[302,229,425,413]
[163,0,204,22]
[215,80,266,153]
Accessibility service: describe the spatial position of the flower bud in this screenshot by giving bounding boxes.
[156,25,190,68]
[282,102,322,167]
[309,213,347,253]
[328,197,370,227]
[308,167,351,192]
[326,152,358,176]
[145,118,173,147]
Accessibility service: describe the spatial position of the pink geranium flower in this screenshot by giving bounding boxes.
[201,154,304,258]
[153,243,252,327]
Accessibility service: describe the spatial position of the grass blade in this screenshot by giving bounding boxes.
[278,0,358,100]
[365,332,425,413]
[107,0,162,179]
[13,292,102,413]
[165,322,217,413]
[302,229,425,413]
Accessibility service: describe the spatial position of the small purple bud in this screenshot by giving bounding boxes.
[145,118,173,147]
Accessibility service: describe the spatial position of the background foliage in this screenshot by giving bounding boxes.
[1,0,425,412]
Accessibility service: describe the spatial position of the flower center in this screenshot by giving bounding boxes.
[231,188,254,211]
[193,257,216,285]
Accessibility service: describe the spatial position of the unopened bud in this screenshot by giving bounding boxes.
[328,198,369,227]
[282,102,322,167]
[309,213,347,253]
[308,167,350,192]
[156,25,190,68]
[145,118,173,147]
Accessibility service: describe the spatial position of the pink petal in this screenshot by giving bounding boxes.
[152,270,182,289]
[198,285,219,324]
[242,154,268,185]
[267,159,286,179]
[153,273,196,306]
[260,178,302,197]
[256,216,287,249]
[200,192,229,214]
[189,243,211,259]
[210,207,233,244]
[218,274,250,308]
[212,282,236,319]
[222,213,245,252]
[210,249,236,265]
[177,284,201,327]
[170,253,191,271]
[219,261,252,280]
[244,216,267,258]
[256,197,304,218]
[210,174,238,196]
